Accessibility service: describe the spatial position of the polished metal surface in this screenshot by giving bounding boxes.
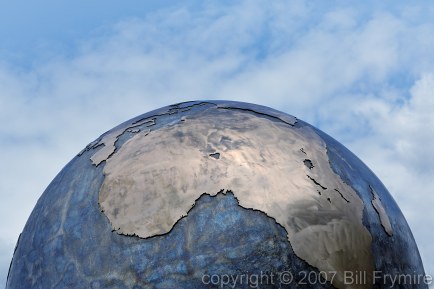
[371,187,393,236]
[98,107,374,289]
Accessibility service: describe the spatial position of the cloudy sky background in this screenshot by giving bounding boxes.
[1,0,433,286]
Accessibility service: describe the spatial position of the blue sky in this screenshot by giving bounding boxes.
[1,0,434,286]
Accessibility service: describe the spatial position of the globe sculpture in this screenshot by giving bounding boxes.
[6,101,427,289]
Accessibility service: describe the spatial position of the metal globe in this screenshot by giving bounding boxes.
[6,101,427,289]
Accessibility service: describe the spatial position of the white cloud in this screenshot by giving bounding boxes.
[1,0,434,283]
[339,74,434,276]
[0,239,13,288]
